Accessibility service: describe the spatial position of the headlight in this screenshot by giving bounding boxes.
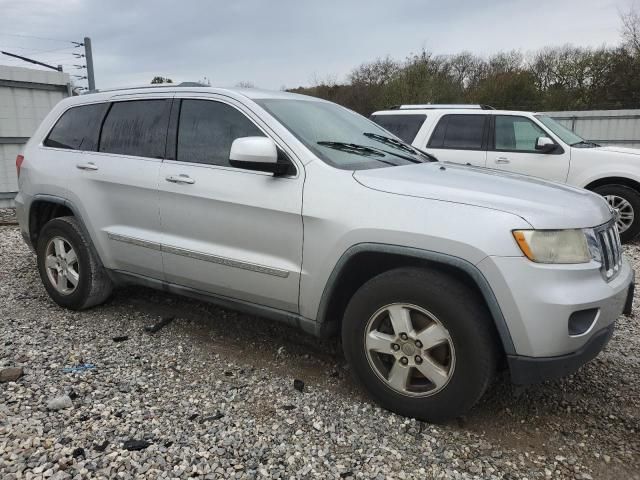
[512,229,599,264]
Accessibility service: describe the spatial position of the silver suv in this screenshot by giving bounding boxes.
[15,86,635,422]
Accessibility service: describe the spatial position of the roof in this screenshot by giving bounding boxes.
[76,84,316,102]
[372,107,536,116]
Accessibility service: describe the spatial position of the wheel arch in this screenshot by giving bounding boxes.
[314,243,516,356]
[584,176,640,193]
[28,194,105,267]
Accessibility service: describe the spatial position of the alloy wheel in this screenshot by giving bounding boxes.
[45,236,80,295]
[605,194,634,233]
[364,303,455,397]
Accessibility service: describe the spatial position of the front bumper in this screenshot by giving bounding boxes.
[477,255,634,383]
[507,323,614,384]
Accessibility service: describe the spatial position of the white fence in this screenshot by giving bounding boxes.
[546,109,640,149]
[0,65,70,207]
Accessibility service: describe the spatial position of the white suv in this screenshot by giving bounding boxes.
[371,105,640,242]
[15,87,634,422]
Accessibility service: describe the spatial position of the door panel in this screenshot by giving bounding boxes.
[159,162,303,311]
[77,152,163,278]
[426,148,487,167]
[158,97,303,312]
[489,115,570,183]
[88,98,171,278]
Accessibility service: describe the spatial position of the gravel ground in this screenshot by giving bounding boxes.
[0,208,17,224]
[0,217,638,479]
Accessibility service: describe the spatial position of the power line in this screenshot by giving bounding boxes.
[29,46,81,55]
[0,33,75,44]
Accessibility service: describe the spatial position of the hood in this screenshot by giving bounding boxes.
[353,162,612,230]
[593,146,640,156]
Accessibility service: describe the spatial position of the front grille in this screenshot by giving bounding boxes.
[596,221,622,281]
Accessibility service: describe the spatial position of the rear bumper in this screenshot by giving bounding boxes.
[14,192,34,251]
[507,323,614,384]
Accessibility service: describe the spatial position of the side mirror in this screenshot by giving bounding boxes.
[229,137,289,175]
[535,136,557,153]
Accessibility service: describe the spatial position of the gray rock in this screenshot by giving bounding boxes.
[0,367,23,383]
[46,395,73,411]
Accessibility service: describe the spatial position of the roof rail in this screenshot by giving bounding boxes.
[88,81,209,94]
[389,104,495,110]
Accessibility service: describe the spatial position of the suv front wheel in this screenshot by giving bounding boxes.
[342,267,497,422]
[36,216,113,310]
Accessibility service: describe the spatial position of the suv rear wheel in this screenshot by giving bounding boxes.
[36,216,112,309]
[342,267,497,422]
[594,184,640,243]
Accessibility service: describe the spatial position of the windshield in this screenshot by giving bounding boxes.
[255,99,431,169]
[535,115,585,146]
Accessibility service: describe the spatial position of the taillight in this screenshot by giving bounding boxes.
[16,154,24,178]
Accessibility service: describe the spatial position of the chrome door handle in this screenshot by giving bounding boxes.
[165,174,195,185]
[494,157,510,164]
[76,162,99,171]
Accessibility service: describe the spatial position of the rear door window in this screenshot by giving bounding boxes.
[44,103,109,151]
[99,99,171,158]
[369,114,426,144]
[428,114,487,150]
[176,99,264,166]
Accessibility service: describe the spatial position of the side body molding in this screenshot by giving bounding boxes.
[315,243,516,354]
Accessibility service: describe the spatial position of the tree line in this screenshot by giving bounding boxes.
[289,5,640,115]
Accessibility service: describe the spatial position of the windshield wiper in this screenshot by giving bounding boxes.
[571,140,600,148]
[318,140,423,165]
[363,132,418,154]
[363,132,436,162]
[317,141,386,157]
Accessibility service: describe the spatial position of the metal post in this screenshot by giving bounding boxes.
[84,37,95,91]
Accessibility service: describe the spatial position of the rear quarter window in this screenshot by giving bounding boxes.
[44,103,109,151]
[369,114,426,144]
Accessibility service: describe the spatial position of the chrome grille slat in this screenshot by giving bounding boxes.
[597,221,622,281]
[610,229,620,271]
[607,229,617,271]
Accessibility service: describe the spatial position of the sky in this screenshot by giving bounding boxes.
[0,0,630,91]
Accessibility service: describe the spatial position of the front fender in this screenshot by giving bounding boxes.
[314,242,516,355]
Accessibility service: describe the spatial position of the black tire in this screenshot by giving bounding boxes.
[342,267,497,423]
[593,184,640,243]
[36,216,112,310]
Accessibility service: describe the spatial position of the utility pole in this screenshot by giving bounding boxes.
[84,37,95,91]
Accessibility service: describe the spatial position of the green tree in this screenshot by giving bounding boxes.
[150,76,173,84]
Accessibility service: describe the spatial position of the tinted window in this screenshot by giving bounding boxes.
[428,114,486,150]
[427,117,447,148]
[177,100,264,166]
[99,100,171,158]
[369,114,425,143]
[495,116,546,152]
[44,103,108,151]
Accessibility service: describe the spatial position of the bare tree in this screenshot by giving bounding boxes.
[236,81,255,88]
[621,1,640,54]
[349,56,400,86]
